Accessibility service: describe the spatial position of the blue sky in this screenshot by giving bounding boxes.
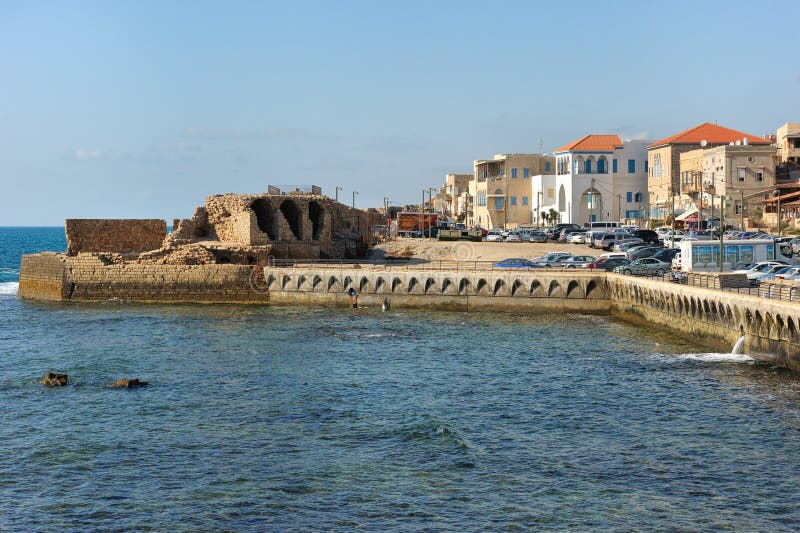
[2,0,798,225]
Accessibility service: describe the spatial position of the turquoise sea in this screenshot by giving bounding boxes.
[2,227,800,531]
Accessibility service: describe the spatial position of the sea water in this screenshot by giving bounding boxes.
[2,227,800,531]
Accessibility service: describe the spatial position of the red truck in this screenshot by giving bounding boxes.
[395,212,439,237]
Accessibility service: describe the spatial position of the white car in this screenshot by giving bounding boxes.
[505,231,522,242]
[531,252,573,267]
[569,233,587,244]
[733,261,789,280]
[486,230,504,242]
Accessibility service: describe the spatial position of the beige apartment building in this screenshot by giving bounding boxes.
[470,154,554,229]
[679,143,777,229]
[647,122,770,223]
[777,122,800,164]
[441,173,473,220]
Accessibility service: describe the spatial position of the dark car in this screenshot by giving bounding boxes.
[627,246,661,260]
[492,258,543,269]
[653,248,680,262]
[629,229,660,245]
[587,257,630,271]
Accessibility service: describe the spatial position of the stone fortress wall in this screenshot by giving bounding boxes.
[66,219,166,256]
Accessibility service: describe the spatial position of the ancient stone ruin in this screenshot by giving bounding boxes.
[64,190,378,266]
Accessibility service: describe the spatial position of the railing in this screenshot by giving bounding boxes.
[623,270,800,304]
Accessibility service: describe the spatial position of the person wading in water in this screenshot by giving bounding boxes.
[348,288,358,311]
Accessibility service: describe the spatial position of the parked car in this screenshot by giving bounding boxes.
[614,257,671,276]
[628,246,661,261]
[595,233,618,250]
[528,230,549,243]
[505,231,522,242]
[671,253,682,270]
[587,257,630,271]
[486,230,504,242]
[569,232,588,244]
[492,258,543,269]
[613,238,644,251]
[531,252,574,267]
[732,261,789,280]
[652,248,680,263]
[562,255,596,268]
[628,229,660,245]
[757,266,800,284]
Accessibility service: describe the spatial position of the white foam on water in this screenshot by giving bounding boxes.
[670,352,755,364]
[0,282,19,296]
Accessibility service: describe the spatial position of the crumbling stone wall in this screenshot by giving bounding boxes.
[66,219,166,256]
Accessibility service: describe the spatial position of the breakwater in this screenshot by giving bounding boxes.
[18,253,800,370]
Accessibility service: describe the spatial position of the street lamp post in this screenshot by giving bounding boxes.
[776,188,782,236]
[428,187,436,240]
[719,192,725,272]
[670,188,676,249]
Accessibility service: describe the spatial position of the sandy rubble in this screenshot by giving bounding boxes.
[370,237,600,263]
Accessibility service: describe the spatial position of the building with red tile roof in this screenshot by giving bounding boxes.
[647,122,773,224]
[549,135,651,226]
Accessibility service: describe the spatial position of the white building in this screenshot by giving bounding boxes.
[551,135,651,226]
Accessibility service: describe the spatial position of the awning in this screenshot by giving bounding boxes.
[675,208,698,221]
[681,215,699,223]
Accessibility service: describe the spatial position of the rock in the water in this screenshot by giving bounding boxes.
[107,378,148,388]
[41,372,69,386]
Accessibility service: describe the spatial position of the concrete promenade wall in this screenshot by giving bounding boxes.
[608,274,800,371]
[264,267,611,313]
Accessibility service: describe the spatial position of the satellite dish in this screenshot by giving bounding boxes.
[700,139,708,147]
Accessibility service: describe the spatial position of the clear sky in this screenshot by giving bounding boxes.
[2,0,798,225]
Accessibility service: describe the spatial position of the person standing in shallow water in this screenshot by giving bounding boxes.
[348,288,358,309]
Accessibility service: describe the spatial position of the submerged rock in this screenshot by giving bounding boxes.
[107,378,148,389]
[41,372,69,387]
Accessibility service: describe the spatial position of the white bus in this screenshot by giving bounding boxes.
[678,238,793,272]
[585,221,620,231]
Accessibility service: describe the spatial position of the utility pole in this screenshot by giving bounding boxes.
[335,186,342,203]
[740,189,744,231]
[670,187,676,249]
[352,190,358,209]
[719,193,725,272]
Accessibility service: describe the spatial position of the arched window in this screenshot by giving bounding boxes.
[598,157,607,174]
[585,158,592,174]
[494,189,503,211]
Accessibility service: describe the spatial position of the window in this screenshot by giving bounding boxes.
[545,162,551,172]
[738,168,745,182]
[478,192,486,206]
[585,159,592,174]
[653,154,662,178]
[628,159,635,173]
[625,210,638,219]
[734,202,742,215]
[756,169,764,182]
[634,192,642,202]
[523,167,530,178]
[644,160,648,173]
[613,159,618,173]
[522,196,529,206]
[511,168,518,178]
[573,160,579,174]
[626,192,633,202]
[510,196,517,206]
[598,158,606,173]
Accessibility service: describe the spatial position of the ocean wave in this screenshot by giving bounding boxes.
[0,282,19,296]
